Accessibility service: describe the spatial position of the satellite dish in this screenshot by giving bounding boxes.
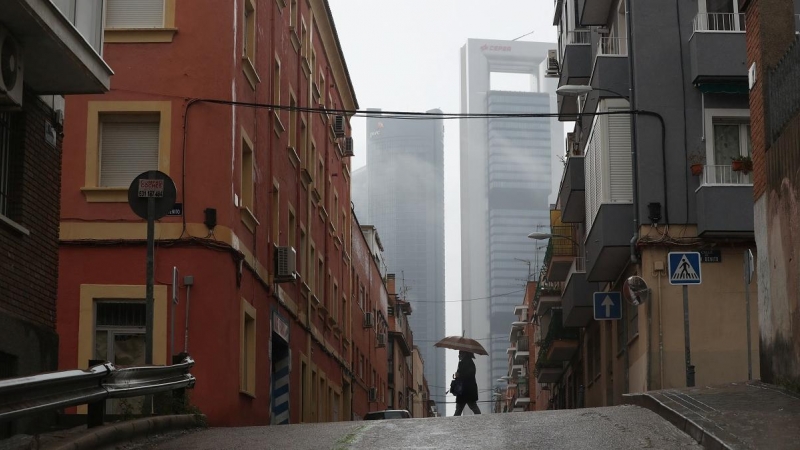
[623,275,649,306]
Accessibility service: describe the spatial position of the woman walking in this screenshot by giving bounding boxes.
[453,350,481,416]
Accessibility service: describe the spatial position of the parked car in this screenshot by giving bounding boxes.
[363,409,411,420]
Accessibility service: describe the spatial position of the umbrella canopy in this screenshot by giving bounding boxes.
[433,336,488,355]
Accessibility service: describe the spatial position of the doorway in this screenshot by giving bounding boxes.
[271,332,290,424]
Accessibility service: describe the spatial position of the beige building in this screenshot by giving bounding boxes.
[411,347,426,417]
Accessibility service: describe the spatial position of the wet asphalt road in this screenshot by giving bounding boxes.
[140,405,702,450]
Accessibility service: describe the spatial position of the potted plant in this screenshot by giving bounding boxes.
[688,149,705,176]
[731,155,753,173]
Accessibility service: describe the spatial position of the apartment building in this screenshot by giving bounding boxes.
[386,275,414,412]
[0,0,111,436]
[350,222,390,419]
[56,0,363,426]
[742,0,800,388]
[541,0,772,407]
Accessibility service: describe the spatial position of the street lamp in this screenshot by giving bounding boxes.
[556,84,628,99]
[527,231,580,247]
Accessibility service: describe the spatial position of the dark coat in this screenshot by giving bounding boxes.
[455,357,479,403]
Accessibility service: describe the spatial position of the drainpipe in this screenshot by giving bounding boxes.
[625,0,640,265]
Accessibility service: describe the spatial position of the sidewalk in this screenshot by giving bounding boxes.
[624,381,800,450]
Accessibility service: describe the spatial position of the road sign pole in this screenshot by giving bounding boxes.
[682,285,695,387]
[143,194,155,416]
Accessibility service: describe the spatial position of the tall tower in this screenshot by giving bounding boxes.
[353,109,446,412]
[459,39,561,404]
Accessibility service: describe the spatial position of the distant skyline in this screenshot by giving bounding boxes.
[329,1,562,415]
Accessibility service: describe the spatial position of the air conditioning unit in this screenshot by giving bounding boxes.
[363,311,374,328]
[387,306,394,316]
[274,246,297,282]
[376,333,386,348]
[368,387,378,402]
[0,26,24,108]
[342,137,354,157]
[333,115,346,137]
[545,49,560,78]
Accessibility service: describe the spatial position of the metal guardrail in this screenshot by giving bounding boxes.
[0,355,195,425]
[700,164,753,186]
[598,37,627,56]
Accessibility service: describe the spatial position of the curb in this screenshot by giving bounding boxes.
[623,393,732,450]
[46,414,206,450]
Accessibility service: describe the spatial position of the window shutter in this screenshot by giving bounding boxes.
[585,122,602,233]
[607,108,633,203]
[100,119,159,188]
[106,0,165,28]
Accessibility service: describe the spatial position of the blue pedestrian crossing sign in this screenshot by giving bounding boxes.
[593,292,622,320]
[668,252,702,285]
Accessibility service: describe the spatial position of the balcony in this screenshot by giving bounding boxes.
[689,13,748,85]
[513,305,528,321]
[514,335,530,362]
[558,156,586,223]
[1,0,111,94]
[541,309,579,362]
[586,203,634,282]
[562,258,600,327]
[546,225,580,282]
[557,30,592,120]
[535,281,562,317]
[578,0,614,26]
[583,37,629,126]
[695,165,754,237]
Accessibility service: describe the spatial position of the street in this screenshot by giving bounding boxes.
[138,406,701,450]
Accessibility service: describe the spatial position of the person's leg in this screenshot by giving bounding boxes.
[454,402,465,416]
[468,402,481,414]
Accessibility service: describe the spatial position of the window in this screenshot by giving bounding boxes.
[288,92,299,166]
[104,0,177,43]
[333,191,339,231]
[333,281,339,322]
[94,301,147,414]
[0,112,22,222]
[359,285,365,310]
[99,114,159,188]
[242,0,259,89]
[310,243,316,296]
[300,226,307,281]
[359,353,364,379]
[273,56,283,132]
[241,129,257,232]
[240,298,257,396]
[300,361,307,420]
[276,0,286,9]
[0,351,17,380]
[713,122,751,165]
[317,258,324,300]
[299,116,308,166]
[84,101,171,202]
[289,0,299,29]
[288,206,296,249]
[318,158,326,209]
[271,181,280,244]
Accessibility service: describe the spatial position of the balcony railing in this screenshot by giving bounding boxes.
[692,13,746,32]
[559,29,592,63]
[700,165,753,186]
[565,257,586,284]
[517,335,529,351]
[550,225,580,257]
[597,37,627,56]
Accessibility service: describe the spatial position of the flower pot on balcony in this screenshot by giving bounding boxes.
[731,160,753,174]
[690,164,703,176]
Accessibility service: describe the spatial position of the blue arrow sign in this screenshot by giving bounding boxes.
[668,252,702,285]
[593,292,622,320]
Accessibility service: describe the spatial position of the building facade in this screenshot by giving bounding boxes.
[56,0,372,426]
[459,39,562,402]
[540,0,766,408]
[352,110,446,411]
[0,0,111,437]
[741,0,800,388]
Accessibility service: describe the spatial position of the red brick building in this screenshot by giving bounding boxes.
[741,0,800,387]
[57,0,365,426]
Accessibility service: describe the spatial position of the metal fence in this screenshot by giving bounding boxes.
[700,165,753,185]
[692,13,746,32]
[768,36,800,142]
[0,355,195,427]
